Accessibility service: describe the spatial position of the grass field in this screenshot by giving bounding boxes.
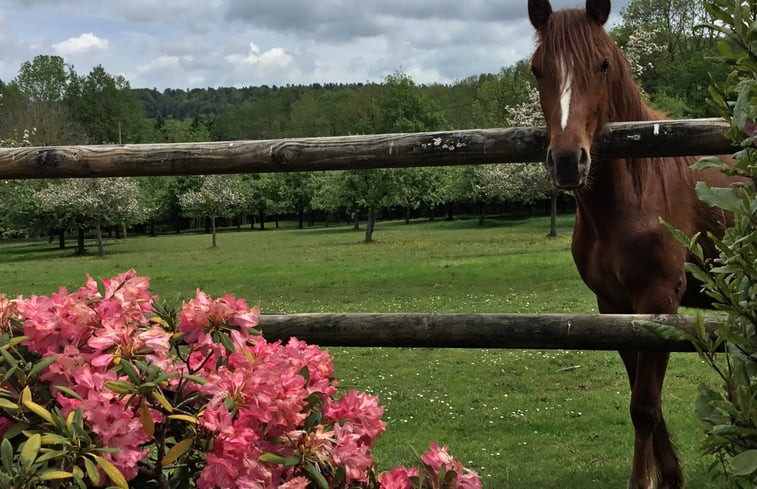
[0,215,721,488]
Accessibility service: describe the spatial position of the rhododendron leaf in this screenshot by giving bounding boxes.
[27,355,58,382]
[83,457,101,485]
[259,452,301,466]
[19,433,41,467]
[217,331,236,353]
[40,434,68,445]
[1,438,13,472]
[161,437,193,466]
[119,360,141,384]
[0,346,17,367]
[4,421,28,439]
[299,366,310,383]
[53,385,83,401]
[22,400,55,425]
[303,462,329,489]
[36,449,68,463]
[248,327,262,336]
[20,386,31,404]
[182,374,207,385]
[2,365,18,384]
[167,414,198,424]
[0,397,18,412]
[151,391,173,413]
[38,469,74,481]
[149,316,170,328]
[6,336,28,347]
[333,464,347,487]
[140,400,155,437]
[91,454,128,489]
[105,381,137,395]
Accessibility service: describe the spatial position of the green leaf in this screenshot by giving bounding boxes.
[217,331,236,353]
[104,381,137,395]
[1,438,13,472]
[695,181,743,213]
[303,462,329,489]
[692,156,728,172]
[19,433,41,467]
[91,454,128,489]
[182,374,208,385]
[38,469,74,481]
[118,360,141,384]
[83,456,101,485]
[27,355,58,382]
[731,449,757,476]
[52,385,83,401]
[635,320,694,343]
[161,437,193,466]
[0,398,18,412]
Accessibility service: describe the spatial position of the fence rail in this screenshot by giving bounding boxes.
[0,118,732,179]
[259,313,718,352]
[0,118,730,351]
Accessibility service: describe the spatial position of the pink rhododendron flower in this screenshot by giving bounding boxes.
[379,466,420,489]
[2,270,481,489]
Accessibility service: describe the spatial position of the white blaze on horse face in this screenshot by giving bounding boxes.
[558,58,572,131]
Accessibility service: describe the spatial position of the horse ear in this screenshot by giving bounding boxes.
[528,0,553,30]
[586,0,611,25]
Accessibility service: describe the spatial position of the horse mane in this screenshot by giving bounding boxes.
[532,8,689,198]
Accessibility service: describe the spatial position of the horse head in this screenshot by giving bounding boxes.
[528,0,617,189]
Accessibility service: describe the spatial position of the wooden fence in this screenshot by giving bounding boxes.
[0,118,733,351]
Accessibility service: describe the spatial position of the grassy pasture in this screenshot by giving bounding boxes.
[0,215,720,488]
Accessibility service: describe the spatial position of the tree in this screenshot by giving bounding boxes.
[612,0,729,116]
[66,65,149,144]
[34,178,145,256]
[15,55,70,103]
[179,175,244,248]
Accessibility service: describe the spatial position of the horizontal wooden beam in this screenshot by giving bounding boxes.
[258,313,720,352]
[0,118,733,179]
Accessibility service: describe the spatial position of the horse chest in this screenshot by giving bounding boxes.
[570,217,687,313]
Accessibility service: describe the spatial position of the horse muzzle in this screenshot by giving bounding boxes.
[546,146,591,189]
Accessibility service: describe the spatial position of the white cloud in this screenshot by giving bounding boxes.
[225,43,293,69]
[52,33,109,56]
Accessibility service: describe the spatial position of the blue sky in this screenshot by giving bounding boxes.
[0,0,628,90]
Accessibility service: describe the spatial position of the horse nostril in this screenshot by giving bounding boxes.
[546,149,556,169]
[579,147,589,166]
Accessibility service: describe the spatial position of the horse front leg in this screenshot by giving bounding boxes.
[627,289,683,489]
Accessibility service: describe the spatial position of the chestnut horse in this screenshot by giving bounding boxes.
[528,0,735,488]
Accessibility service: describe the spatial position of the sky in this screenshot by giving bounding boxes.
[0,0,629,91]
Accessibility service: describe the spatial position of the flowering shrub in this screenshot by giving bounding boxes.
[0,270,481,489]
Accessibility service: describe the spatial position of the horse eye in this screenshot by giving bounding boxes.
[531,65,541,78]
[599,58,609,73]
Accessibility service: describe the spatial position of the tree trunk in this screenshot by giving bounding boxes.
[149,220,155,237]
[298,209,304,229]
[478,202,485,226]
[122,222,128,239]
[548,192,558,237]
[352,213,360,230]
[58,229,65,249]
[364,208,375,243]
[75,228,86,256]
[250,214,256,230]
[404,206,411,224]
[96,222,104,256]
[211,215,217,248]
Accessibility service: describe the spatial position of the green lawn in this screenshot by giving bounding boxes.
[0,215,721,488]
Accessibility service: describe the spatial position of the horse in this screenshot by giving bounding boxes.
[527,1,737,488]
